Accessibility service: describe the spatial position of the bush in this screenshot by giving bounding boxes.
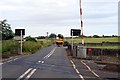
[23,41,41,53]
[93,35,101,38]
[23,40,52,54]
[2,40,19,54]
[25,36,37,42]
[2,39,52,54]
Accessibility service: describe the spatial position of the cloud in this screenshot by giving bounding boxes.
[0,0,119,37]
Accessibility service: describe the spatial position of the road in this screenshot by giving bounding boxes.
[1,45,119,80]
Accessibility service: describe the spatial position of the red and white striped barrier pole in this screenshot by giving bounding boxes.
[80,0,84,45]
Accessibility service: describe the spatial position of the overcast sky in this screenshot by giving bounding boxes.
[0,0,119,37]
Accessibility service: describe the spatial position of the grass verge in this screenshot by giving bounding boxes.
[1,40,52,54]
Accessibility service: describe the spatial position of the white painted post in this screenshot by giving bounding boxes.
[47,32,48,43]
[20,30,22,54]
[72,30,73,50]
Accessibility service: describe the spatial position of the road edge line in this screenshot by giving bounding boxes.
[70,60,84,80]
[81,60,100,78]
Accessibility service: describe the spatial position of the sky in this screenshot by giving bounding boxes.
[0,0,119,37]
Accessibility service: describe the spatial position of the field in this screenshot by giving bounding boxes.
[87,46,119,49]
[66,37,119,43]
[66,37,119,49]
[0,37,119,54]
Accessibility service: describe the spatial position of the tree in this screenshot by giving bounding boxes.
[25,36,37,42]
[49,33,57,38]
[36,36,46,39]
[0,19,14,40]
[93,35,100,38]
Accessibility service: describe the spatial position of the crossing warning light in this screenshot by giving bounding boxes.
[88,48,92,52]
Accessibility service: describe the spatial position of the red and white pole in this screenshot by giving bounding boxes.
[80,0,84,45]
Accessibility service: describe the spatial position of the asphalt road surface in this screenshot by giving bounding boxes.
[1,45,119,80]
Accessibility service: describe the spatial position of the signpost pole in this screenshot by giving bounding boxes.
[20,30,22,54]
[72,30,73,50]
[47,32,48,43]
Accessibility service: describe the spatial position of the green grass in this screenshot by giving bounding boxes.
[23,40,52,53]
[66,37,119,43]
[23,41,42,53]
[2,40,19,54]
[66,37,119,49]
[0,41,2,53]
[1,39,52,54]
[87,46,120,49]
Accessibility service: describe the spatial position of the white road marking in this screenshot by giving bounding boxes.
[17,68,37,80]
[38,61,41,63]
[16,68,33,80]
[38,47,56,64]
[6,60,13,63]
[81,60,100,78]
[14,58,18,61]
[44,47,56,59]
[38,60,44,63]
[41,61,44,63]
[26,69,36,79]
[91,71,100,78]
[70,60,84,80]
[2,57,20,64]
[79,74,84,79]
[0,63,3,65]
[76,69,80,74]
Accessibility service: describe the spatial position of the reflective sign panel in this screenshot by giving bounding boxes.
[71,29,81,36]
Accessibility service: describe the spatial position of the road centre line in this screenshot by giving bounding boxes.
[44,47,56,59]
[81,60,100,78]
[17,68,36,80]
[38,47,56,64]
[16,68,33,80]
[26,69,36,79]
[41,61,44,63]
[38,61,41,63]
[70,60,84,80]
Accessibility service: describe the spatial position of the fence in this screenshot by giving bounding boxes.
[66,44,119,59]
[87,48,119,56]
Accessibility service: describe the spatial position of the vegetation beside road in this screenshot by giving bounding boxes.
[2,40,19,54]
[87,46,120,49]
[1,39,52,54]
[66,37,119,43]
[66,37,119,49]
[23,40,52,54]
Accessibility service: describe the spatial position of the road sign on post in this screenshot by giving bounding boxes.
[70,29,81,50]
[70,29,81,36]
[15,29,25,36]
[15,29,25,54]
